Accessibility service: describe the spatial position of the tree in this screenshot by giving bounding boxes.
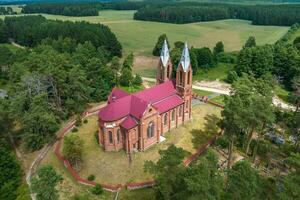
[0,19,8,43]
[152,34,169,56]
[119,68,133,87]
[179,149,224,200]
[62,134,84,170]
[0,140,22,200]
[226,161,261,200]
[194,47,214,70]
[31,165,62,200]
[122,53,134,71]
[293,36,300,45]
[291,75,300,112]
[22,94,59,151]
[213,41,224,55]
[244,36,256,48]
[226,70,238,84]
[111,56,121,84]
[133,74,143,86]
[278,153,300,199]
[236,45,273,77]
[144,145,185,199]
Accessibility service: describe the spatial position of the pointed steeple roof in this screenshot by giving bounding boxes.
[179,42,190,72]
[160,39,170,67]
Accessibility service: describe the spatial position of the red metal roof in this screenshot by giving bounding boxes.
[120,116,138,130]
[108,88,130,103]
[99,80,182,122]
[153,95,183,114]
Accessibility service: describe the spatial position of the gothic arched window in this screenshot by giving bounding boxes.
[117,129,120,143]
[147,122,154,138]
[172,110,175,121]
[188,71,191,85]
[164,113,168,125]
[108,131,113,144]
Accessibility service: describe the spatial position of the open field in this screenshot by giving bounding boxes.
[45,104,221,187]
[0,10,288,78]
[1,10,288,56]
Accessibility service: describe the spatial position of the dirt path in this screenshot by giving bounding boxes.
[25,103,106,200]
[142,77,296,111]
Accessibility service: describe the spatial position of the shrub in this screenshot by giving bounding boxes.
[83,119,88,124]
[75,115,82,127]
[72,127,78,132]
[92,184,103,195]
[133,74,143,86]
[87,174,95,181]
[215,135,229,149]
[226,70,239,84]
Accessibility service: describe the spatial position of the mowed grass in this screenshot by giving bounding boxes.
[7,10,288,56]
[194,63,234,81]
[60,104,221,185]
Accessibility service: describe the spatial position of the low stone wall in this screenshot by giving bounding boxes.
[54,99,224,192]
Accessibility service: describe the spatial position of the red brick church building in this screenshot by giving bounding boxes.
[98,40,193,153]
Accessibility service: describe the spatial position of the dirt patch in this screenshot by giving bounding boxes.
[133,55,157,77]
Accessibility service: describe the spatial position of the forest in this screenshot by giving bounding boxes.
[21,1,146,16]
[134,3,300,26]
[22,3,99,16]
[3,15,122,57]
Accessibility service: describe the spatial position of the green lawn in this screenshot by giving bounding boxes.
[194,63,233,81]
[1,10,288,56]
[211,95,225,105]
[193,88,215,97]
[56,104,221,186]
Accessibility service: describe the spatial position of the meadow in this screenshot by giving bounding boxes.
[0,10,288,78]
[38,10,288,56]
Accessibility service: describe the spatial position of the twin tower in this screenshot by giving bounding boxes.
[156,40,193,119]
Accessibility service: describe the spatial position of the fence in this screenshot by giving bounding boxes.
[53,96,224,192]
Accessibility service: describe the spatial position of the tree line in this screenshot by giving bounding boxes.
[134,3,300,26]
[0,6,17,15]
[2,15,122,57]
[21,1,147,16]
[22,3,99,16]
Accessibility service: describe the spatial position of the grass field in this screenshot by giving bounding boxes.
[52,104,221,186]
[1,10,287,56]
[0,10,288,78]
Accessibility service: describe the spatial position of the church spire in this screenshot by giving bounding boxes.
[160,39,170,67]
[179,42,190,72]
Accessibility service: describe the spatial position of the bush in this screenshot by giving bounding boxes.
[226,70,239,84]
[72,127,78,132]
[92,184,103,195]
[83,119,88,124]
[215,135,229,149]
[216,52,236,63]
[87,174,95,181]
[75,115,82,127]
[133,74,143,86]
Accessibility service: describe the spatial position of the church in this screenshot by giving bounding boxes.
[98,40,193,153]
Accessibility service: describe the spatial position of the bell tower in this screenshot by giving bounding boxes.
[156,39,172,84]
[176,42,192,120]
